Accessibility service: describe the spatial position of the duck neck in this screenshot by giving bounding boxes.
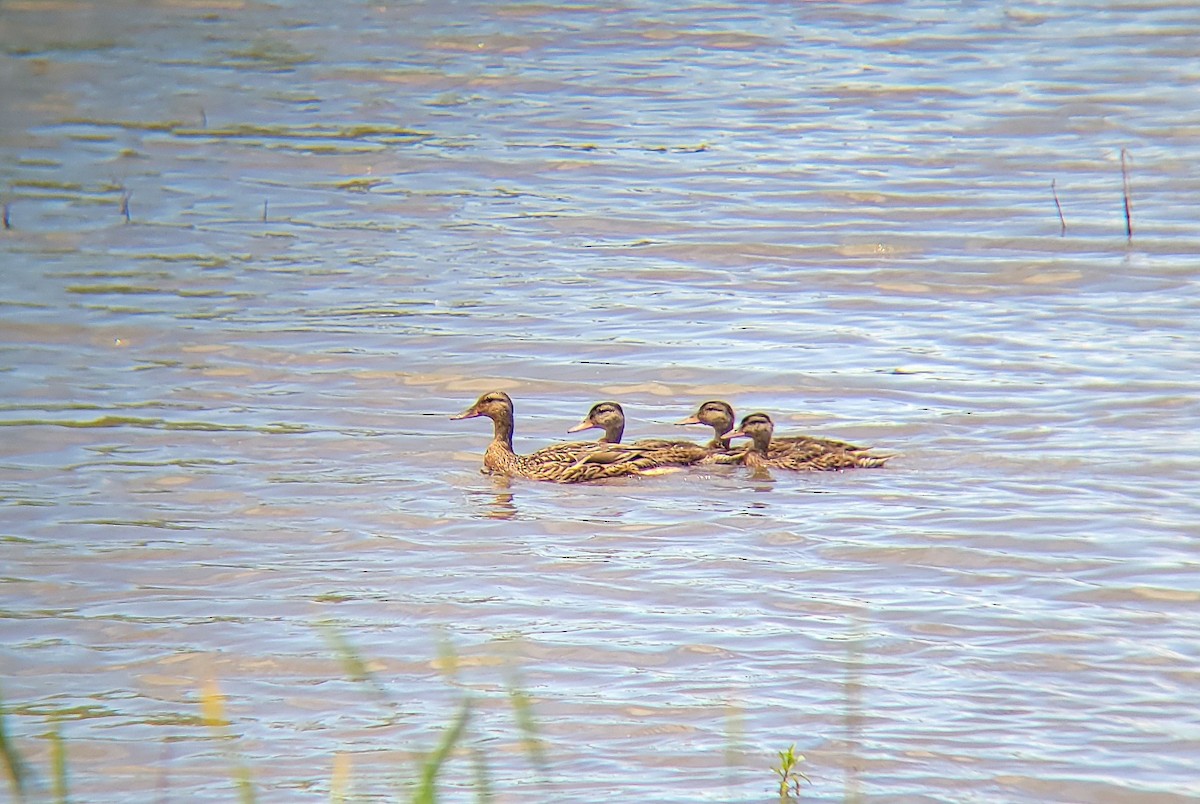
[748,433,772,458]
[709,426,732,450]
[601,422,624,443]
[489,412,515,452]
[736,435,771,467]
[480,413,520,475]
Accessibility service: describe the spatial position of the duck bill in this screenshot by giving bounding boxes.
[566,419,598,434]
[726,430,749,441]
[675,415,701,426]
[450,405,481,420]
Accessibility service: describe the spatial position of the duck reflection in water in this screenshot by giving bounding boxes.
[484,490,518,520]
[465,479,519,520]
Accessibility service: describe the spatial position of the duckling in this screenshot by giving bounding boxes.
[726,412,891,471]
[451,392,702,483]
[567,401,711,464]
[677,399,875,459]
[566,401,626,443]
[675,400,737,450]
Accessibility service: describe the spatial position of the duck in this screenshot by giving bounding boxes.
[677,399,878,459]
[567,401,711,464]
[566,401,626,443]
[726,412,891,471]
[675,400,738,450]
[451,391,704,483]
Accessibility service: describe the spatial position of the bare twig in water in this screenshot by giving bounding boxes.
[120,188,131,223]
[262,199,268,222]
[1121,147,1133,242]
[2,202,10,230]
[200,107,207,129]
[1051,179,1065,236]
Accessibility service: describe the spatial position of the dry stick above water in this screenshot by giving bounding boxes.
[1121,147,1133,242]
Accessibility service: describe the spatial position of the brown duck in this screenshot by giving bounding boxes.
[452,392,704,483]
[567,401,710,464]
[726,412,891,471]
[566,401,627,443]
[677,399,879,460]
[675,400,739,450]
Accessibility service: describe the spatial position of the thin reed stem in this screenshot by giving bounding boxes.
[1121,147,1133,242]
[1051,179,1065,236]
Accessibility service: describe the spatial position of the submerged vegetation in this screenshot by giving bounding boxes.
[1,633,810,801]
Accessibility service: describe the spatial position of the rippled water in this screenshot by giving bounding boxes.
[3,1,1199,801]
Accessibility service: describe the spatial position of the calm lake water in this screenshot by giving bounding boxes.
[3,1,1199,801]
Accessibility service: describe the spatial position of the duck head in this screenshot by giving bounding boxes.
[566,401,625,443]
[727,412,774,453]
[451,391,514,422]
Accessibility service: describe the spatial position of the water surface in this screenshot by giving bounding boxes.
[2,1,1199,801]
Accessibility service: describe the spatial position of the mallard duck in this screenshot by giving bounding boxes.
[677,399,876,459]
[726,412,891,471]
[675,400,737,450]
[566,401,626,443]
[451,391,703,483]
[567,401,711,464]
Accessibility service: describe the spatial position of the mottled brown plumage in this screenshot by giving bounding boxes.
[678,399,877,460]
[452,392,704,483]
[568,401,710,465]
[726,412,891,471]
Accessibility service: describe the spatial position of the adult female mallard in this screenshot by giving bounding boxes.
[567,401,711,464]
[677,399,877,459]
[726,412,891,471]
[451,392,703,483]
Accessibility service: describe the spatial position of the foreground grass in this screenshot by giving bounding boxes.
[2,633,808,802]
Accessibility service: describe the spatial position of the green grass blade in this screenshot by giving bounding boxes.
[723,700,744,790]
[469,746,493,804]
[0,686,28,803]
[48,719,67,804]
[330,751,351,804]
[199,677,256,804]
[504,676,545,772]
[433,631,460,683]
[411,699,471,804]
[316,621,398,717]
